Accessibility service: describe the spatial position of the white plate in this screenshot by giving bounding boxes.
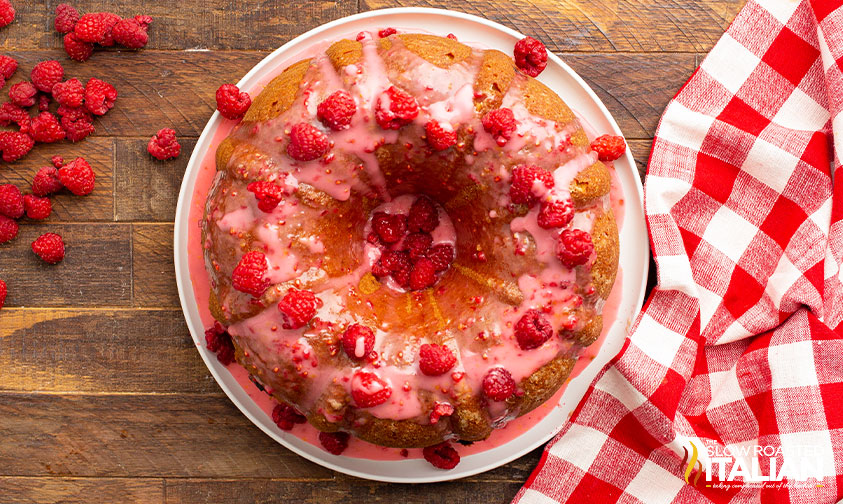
[174,7,649,484]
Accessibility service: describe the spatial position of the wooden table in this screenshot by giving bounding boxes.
[0,1,744,502]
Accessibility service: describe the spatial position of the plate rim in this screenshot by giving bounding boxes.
[174,6,649,484]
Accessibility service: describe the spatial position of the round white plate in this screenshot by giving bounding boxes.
[174,7,649,484]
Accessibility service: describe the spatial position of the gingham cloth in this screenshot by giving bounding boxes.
[512,1,843,502]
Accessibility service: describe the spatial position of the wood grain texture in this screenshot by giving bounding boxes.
[0,477,164,504]
[116,140,194,222]
[133,224,179,307]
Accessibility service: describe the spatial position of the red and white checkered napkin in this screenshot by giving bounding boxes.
[513,1,843,502]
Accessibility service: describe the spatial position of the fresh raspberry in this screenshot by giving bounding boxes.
[51,156,64,168]
[509,165,554,207]
[30,61,64,94]
[9,82,37,108]
[147,128,180,160]
[418,343,456,376]
[408,196,438,233]
[52,78,85,108]
[351,371,392,408]
[0,279,5,310]
[23,194,51,220]
[133,15,153,30]
[247,180,285,212]
[341,323,375,360]
[112,17,149,49]
[372,211,406,244]
[0,184,23,218]
[514,309,553,350]
[0,0,14,28]
[30,112,66,143]
[84,78,117,115]
[403,232,432,260]
[483,367,516,401]
[590,134,626,162]
[204,321,235,365]
[429,402,454,424]
[446,33,457,40]
[514,36,548,77]
[0,214,17,243]
[376,249,411,276]
[0,55,16,84]
[425,244,454,272]
[318,431,350,455]
[278,288,321,329]
[38,94,50,112]
[32,166,63,196]
[63,32,94,62]
[317,90,356,131]
[58,105,95,142]
[0,131,34,162]
[0,102,27,128]
[556,229,593,268]
[231,251,269,298]
[271,402,306,431]
[392,266,411,287]
[215,84,251,120]
[425,121,457,151]
[481,107,517,146]
[423,442,460,470]
[32,232,65,264]
[74,12,110,43]
[537,197,573,229]
[375,86,419,130]
[57,157,95,195]
[54,3,80,33]
[286,122,330,162]
[409,258,437,290]
[377,27,397,38]
[99,12,122,46]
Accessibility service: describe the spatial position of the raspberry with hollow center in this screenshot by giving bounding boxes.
[372,211,407,244]
[483,367,516,401]
[317,90,356,131]
[0,183,24,219]
[58,157,95,195]
[84,78,117,115]
[425,244,454,272]
[215,84,251,120]
[231,251,269,298]
[247,180,285,212]
[514,36,548,77]
[407,195,438,233]
[9,82,37,107]
[556,228,594,268]
[278,288,322,329]
[30,61,64,93]
[425,120,457,151]
[52,78,85,108]
[341,323,375,360]
[63,32,94,62]
[147,128,181,160]
[271,402,306,431]
[286,123,330,162]
[418,343,457,376]
[403,232,432,260]
[514,309,553,350]
[32,166,63,197]
[351,371,392,408]
[32,232,65,264]
[409,257,437,291]
[375,85,419,130]
[318,431,350,455]
[204,321,235,365]
[510,164,554,207]
[0,215,18,243]
[482,107,517,146]
[423,442,460,470]
[54,3,80,33]
[429,402,454,424]
[112,17,149,49]
[23,194,52,220]
[537,197,574,229]
[30,112,66,143]
[590,134,627,162]
[58,105,95,142]
[0,131,34,162]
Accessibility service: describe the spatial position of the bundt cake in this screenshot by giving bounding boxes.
[201,30,620,451]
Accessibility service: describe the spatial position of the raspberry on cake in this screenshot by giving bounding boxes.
[201,32,621,466]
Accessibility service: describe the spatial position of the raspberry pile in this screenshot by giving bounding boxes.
[369,196,455,291]
[53,4,153,61]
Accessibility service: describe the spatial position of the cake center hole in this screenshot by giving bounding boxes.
[365,194,456,291]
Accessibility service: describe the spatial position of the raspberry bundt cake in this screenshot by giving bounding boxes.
[202,31,620,450]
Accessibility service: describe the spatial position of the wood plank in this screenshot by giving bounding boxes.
[165,478,524,504]
[362,0,744,53]
[133,224,179,307]
[115,139,193,222]
[6,1,359,52]
[0,309,216,394]
[0,393,333,479]
[629,138,651,179]
[0,137,114,222]
[0,477,164,504]
[0,223,131,307]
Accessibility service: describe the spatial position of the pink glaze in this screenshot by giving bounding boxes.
[187,28,629,461]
